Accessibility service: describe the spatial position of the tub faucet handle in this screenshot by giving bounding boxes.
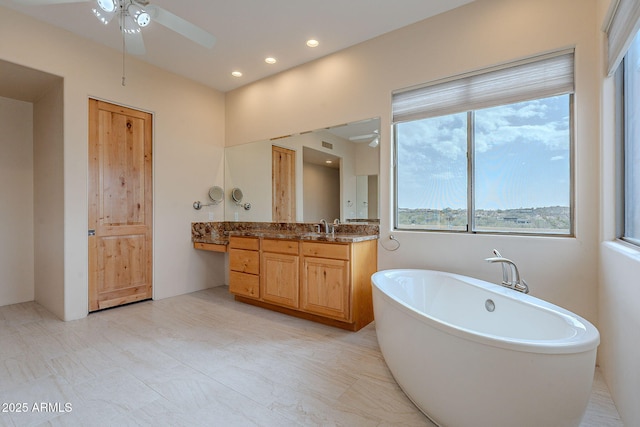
[514,279,529,294]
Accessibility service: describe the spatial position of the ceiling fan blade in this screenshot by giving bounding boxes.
[146,5,216,49]
[349,133,378,142]
[124,30,146,55]
[12,0,89,5]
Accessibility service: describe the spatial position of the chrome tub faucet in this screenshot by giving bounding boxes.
[485,249,529,294]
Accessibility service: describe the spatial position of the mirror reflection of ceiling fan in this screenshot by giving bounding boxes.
[13,0,216,56]
[349,130,380,148]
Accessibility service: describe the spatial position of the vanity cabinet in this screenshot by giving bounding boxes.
[228,236,260,299]
[261,239,299,309]
[229,236,377,331]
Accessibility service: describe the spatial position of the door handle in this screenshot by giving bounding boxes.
[88,229,96,236]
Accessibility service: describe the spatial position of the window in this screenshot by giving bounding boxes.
[607,0,640,247]
[621,33,640,246]
[393,51,574,235]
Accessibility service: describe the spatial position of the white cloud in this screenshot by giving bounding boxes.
[396,95,571,209]
[474,100,569,153]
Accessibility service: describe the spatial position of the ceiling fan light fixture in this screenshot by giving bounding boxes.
[128,4,151,27]
[122,14,141,34]
[92,7,115,25]
[136,11,151,27]
[96,0,116,13]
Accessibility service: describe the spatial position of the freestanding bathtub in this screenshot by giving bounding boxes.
[371,269,600,427]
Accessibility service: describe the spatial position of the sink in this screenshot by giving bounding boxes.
[300,232,332,239]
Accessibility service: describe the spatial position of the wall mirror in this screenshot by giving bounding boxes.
[208,186,224,204]
[224,117,380,223]
[193,185,224,210]
[231,187,243,203]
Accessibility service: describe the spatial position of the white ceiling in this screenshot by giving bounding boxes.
[0,0,474,92]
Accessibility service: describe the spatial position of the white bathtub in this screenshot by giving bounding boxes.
[371,269,600,427]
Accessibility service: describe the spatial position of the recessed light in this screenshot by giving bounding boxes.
[231,71,243,77]
[265,57,277,64]
[325,160,332,164]
[306,39,319,48]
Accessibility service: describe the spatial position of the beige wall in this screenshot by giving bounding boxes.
[302,162,340,223]
[598,0,640,424]
[226,0,602,324]
[224,140,272,222]
[0,96,34,306]
[0,6,227,320]
[33,82,65,319]
[598,243,640,424]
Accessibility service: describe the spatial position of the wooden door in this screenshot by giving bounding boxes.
[272,145,296,222]
[88,99,153,311]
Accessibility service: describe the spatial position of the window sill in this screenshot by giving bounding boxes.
[602,239,640,262]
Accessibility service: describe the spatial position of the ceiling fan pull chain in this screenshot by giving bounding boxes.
[122,38,126,86]
[121,4,126,87]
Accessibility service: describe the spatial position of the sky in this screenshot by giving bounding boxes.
[396,95,571,210]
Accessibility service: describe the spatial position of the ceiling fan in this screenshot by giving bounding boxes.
[349,130,380,148]
[13,0,216,56]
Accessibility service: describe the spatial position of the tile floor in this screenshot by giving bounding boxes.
[0,287,623,426]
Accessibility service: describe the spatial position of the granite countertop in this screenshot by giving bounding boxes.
[192,221,379,245]
[227,229,378,243]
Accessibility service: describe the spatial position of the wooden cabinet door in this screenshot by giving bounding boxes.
[88,99,152,312]
[302,256,350,321]
[272,145,296,222]
[261,252,299,308]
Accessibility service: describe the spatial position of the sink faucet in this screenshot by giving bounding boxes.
[485,250,529,293]
[318,218,336,235]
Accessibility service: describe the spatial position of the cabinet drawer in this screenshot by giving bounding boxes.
[262,238,299,255]
[193,242,227,252]
[229,248,260,274]
[229,236,260,251]
[229,271,259,299]
[301,242,350,260]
